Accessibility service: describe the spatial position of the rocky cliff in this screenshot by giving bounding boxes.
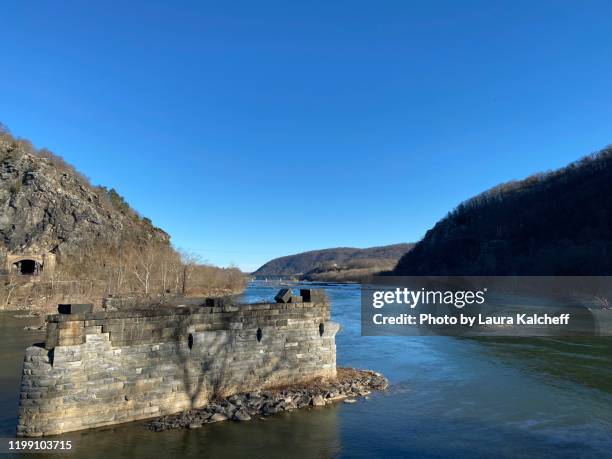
[0,129,168,265]
[0,126,244,310]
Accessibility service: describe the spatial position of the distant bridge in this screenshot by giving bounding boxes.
[251,274,304,281]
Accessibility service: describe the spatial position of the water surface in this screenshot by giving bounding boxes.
[1,282,611,458]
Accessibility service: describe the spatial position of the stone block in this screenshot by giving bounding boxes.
[289,295,303,303]
[57,334,85,346]
[205,297,232,308]
[274,288,293,303]
[58,304,93,314]
[299,289,327,303]
[45,324,58,350]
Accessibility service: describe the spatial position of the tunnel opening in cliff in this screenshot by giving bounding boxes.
[14,259,39,276]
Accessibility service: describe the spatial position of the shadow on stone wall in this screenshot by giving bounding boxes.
[171,316,282,409]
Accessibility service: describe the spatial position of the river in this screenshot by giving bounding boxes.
[1,281,611,458]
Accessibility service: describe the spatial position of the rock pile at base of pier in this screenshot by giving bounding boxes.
[146,368,388,431]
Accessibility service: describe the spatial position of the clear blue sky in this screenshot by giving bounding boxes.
[2,1,611,271]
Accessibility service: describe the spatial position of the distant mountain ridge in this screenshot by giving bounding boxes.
[393,146,612,276]
[253,243,414,278]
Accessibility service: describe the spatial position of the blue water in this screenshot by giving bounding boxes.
[244,282,612,458]
[1,282,612,458]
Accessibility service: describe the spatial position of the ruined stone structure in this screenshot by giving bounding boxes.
[17,289,338,437]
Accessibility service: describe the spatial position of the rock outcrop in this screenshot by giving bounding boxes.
[0,130,168,271]
[0,127,246,310]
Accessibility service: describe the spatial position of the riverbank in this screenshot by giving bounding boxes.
[146,368,389,432]
[8,286,251,326]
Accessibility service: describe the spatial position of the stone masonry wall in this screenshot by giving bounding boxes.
[17,290,338,436]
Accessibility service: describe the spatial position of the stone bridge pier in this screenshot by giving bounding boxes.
[17,288,339,436]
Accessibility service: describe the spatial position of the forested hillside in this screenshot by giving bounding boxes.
[393,147,612,275]
[255,244,413,281]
